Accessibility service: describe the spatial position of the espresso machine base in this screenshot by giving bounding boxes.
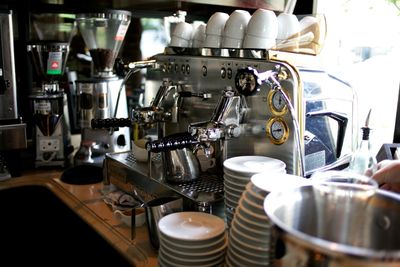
[104,151,225,216]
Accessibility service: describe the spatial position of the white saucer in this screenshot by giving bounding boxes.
[251,172,311,194]
[159,232,227,252]
[158,212,226,241]
[223,156,286,175]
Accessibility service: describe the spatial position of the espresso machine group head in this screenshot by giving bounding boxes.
[28,42,73,167]
[74,9,132,167]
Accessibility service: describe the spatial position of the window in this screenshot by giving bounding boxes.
[317,0,400,154]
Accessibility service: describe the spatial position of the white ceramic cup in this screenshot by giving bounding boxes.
[243,34,276,49]
[277,13,300,41]
[170,36,190,47]
[222,36,243,48]
[206,12,229,36]
[246,8,278,39]
[133,138,149,162]
[204,34,223,48]
[223,10,251,40]
[171,21,193,42]
[114,208,146,227]
[192,23,206,48]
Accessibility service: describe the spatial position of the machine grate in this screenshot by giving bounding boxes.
[173,175,224,194]
[108,151,224,203]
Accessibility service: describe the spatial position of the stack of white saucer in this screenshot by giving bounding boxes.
[223,156,286,228]
[157,211,227,267]
[225,172,310,267]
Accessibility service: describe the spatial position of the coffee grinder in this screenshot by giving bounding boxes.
[74,10,131,166]
[28,42,73,167]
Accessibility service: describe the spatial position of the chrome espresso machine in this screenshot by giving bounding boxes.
[101,47,356,213]
[0,10,27,179]
[74,10,132,166]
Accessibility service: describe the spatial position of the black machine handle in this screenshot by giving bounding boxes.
[146,132,199,153]
[91,118,132,129]
[306,111,348,158]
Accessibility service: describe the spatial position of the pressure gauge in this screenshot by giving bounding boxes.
[268,89,288,115]
[266,117,289,145]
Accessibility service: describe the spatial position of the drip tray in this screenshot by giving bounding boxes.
[106,151,224,205]
[61,165,103,185]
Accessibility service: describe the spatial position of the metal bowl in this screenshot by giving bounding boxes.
[264,184,400,267]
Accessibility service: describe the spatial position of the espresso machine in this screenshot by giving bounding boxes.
[100,46,356,215]
[74,10,131,167]
[0,10,27,179]
[28,42,73,167]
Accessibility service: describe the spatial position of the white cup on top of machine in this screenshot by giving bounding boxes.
[170,21,193,47]
[222,10,251,49]
[204,12,229,48]
[243,8,278,50]
[276,13,300,51]
[191,23,206,48]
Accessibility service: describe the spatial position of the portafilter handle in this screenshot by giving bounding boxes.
[91,118,132,130]
[146,132,198,153]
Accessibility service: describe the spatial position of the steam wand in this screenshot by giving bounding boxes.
[235,67,305,177]
[113,59,164,118]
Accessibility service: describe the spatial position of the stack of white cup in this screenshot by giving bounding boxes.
[171,10,317,52]
[243,8,278,50]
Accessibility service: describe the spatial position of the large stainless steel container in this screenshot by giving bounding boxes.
[264,184,400,267]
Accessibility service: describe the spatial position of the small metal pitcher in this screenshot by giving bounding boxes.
[163,148,200,183]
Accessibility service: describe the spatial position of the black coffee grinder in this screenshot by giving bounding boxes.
[28,42,74,167]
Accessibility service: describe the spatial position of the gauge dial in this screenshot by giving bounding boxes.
[266,117,289,145]
[268,89,288,115]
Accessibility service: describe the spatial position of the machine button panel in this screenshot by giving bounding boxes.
[202,66,207,77]
[220,68,226,79]
[227,68,233,79]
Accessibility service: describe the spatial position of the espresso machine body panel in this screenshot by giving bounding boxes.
[0,10,26,150]
[146,53,304,175]
[144,52,354,176]
[105,49,355,215]
[0,10,26,179]
[0,10,18,121]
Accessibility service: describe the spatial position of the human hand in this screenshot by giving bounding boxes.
[370,159,400,193]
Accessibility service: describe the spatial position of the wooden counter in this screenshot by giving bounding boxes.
[1,169,158,267]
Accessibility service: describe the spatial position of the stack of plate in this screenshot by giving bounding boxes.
[225,172,310,267]
[223,156,286,227]
[157,211,227,267]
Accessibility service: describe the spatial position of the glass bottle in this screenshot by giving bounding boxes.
[348,109,377,175]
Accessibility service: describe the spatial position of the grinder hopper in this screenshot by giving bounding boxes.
[27,42,70,91]
[76,10,131,77]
